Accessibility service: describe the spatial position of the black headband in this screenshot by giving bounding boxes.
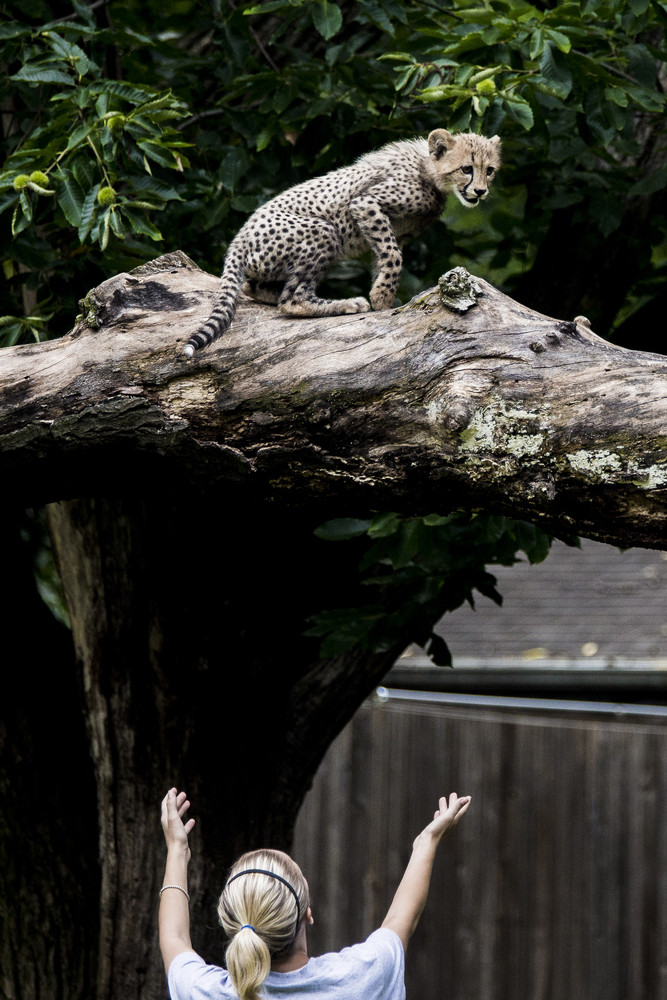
[225,868,301,927]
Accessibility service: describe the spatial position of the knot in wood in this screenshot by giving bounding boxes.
[556,320,579,338]
[438,267,483,313]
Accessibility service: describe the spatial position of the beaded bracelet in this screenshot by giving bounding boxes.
[159,884,190,901]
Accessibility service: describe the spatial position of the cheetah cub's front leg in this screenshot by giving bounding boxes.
[349,191,403,311]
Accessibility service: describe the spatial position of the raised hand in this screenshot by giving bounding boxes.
[414,792,471,848]
[161,787,195,856]
[383,792,471,949]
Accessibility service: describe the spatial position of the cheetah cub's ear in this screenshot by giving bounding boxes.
[428,129,455,160]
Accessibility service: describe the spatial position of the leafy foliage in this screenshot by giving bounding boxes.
[1,0,665,345]
[307,512,563,665]
[2,0,665,658]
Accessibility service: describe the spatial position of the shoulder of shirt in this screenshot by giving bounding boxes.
[168,949,203,972]
[167,949,224,981]
[367,927,404,950]
[320,927,404,966]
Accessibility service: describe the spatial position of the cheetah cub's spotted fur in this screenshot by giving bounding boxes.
[184,129,501,357]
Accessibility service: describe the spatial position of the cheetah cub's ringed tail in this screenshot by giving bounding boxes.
[184,128,501,357]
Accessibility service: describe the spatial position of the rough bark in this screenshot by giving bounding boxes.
[1,250,666,546]
[0,509,97,1000]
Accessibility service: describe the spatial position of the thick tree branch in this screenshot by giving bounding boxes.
[2,251,666,546]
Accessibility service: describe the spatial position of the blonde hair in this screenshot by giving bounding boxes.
[218,849,310,1000]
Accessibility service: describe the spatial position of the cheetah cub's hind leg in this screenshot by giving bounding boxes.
[277,217,370,318]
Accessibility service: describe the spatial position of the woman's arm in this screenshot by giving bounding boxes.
[381,792,471,951]
[159,788,196,973]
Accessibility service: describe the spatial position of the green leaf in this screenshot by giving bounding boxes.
[624,43,657,88]
[89,80,160,104]
[504,97,534,130]
[357,0,396,36]
[314,518,371,541]
[136,140,180,169]
[394,64,420,92]
[219,148,251,192]
[422,514,455,528]
[55,168,85,226]
[623,84,664,113]
[243,0,292,12]
[256,126,274,152]
[589,190,624,237]
[120,207,163,240]
[311,1,343,40]
[530,28,545,60]
[385,519,424,569]
[510,522,553,564]
[109,207,126,238]
[453,7,498,23]
[539,41,572,98]
[629,166,667,197]
[544,28,571,53]
[0,23,31,39]
[78,183,100,243]
[11,200,30,236]
[468,66,502,86]
[126,175,181,201]
[99,208,111,250]
[19,191,33,222]
[378,52,417,63]
[11,66,74,86]
[0,320,25,347]
[426,633,452,667]
[66,123,94,151]
[368,512,402,538]
[43,31,91,76]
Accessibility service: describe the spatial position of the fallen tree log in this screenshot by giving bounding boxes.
[1,249,666,546]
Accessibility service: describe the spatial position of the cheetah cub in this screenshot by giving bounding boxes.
[184,129,501,357]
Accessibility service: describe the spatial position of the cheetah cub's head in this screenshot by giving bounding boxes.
[428,129,501,208]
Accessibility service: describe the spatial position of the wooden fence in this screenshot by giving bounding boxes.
[292,689,667,1000]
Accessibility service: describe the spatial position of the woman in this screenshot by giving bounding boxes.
[160,787,470,1000]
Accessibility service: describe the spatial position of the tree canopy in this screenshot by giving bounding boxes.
[3,0,665,663]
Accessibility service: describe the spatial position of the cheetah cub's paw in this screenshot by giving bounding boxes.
[279,297,371,318]
[340,296,371,314]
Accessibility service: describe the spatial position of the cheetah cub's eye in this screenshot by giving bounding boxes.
[461,165,473,175]
[486,166,495,176]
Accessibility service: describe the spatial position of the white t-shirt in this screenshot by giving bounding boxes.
[168,928,405,1000]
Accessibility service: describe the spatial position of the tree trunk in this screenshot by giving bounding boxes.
[1,251,666,546]
[43,496,401,1000]
[0,508,98,1000]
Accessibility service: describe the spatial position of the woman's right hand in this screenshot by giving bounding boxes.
[161,787,195,856]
